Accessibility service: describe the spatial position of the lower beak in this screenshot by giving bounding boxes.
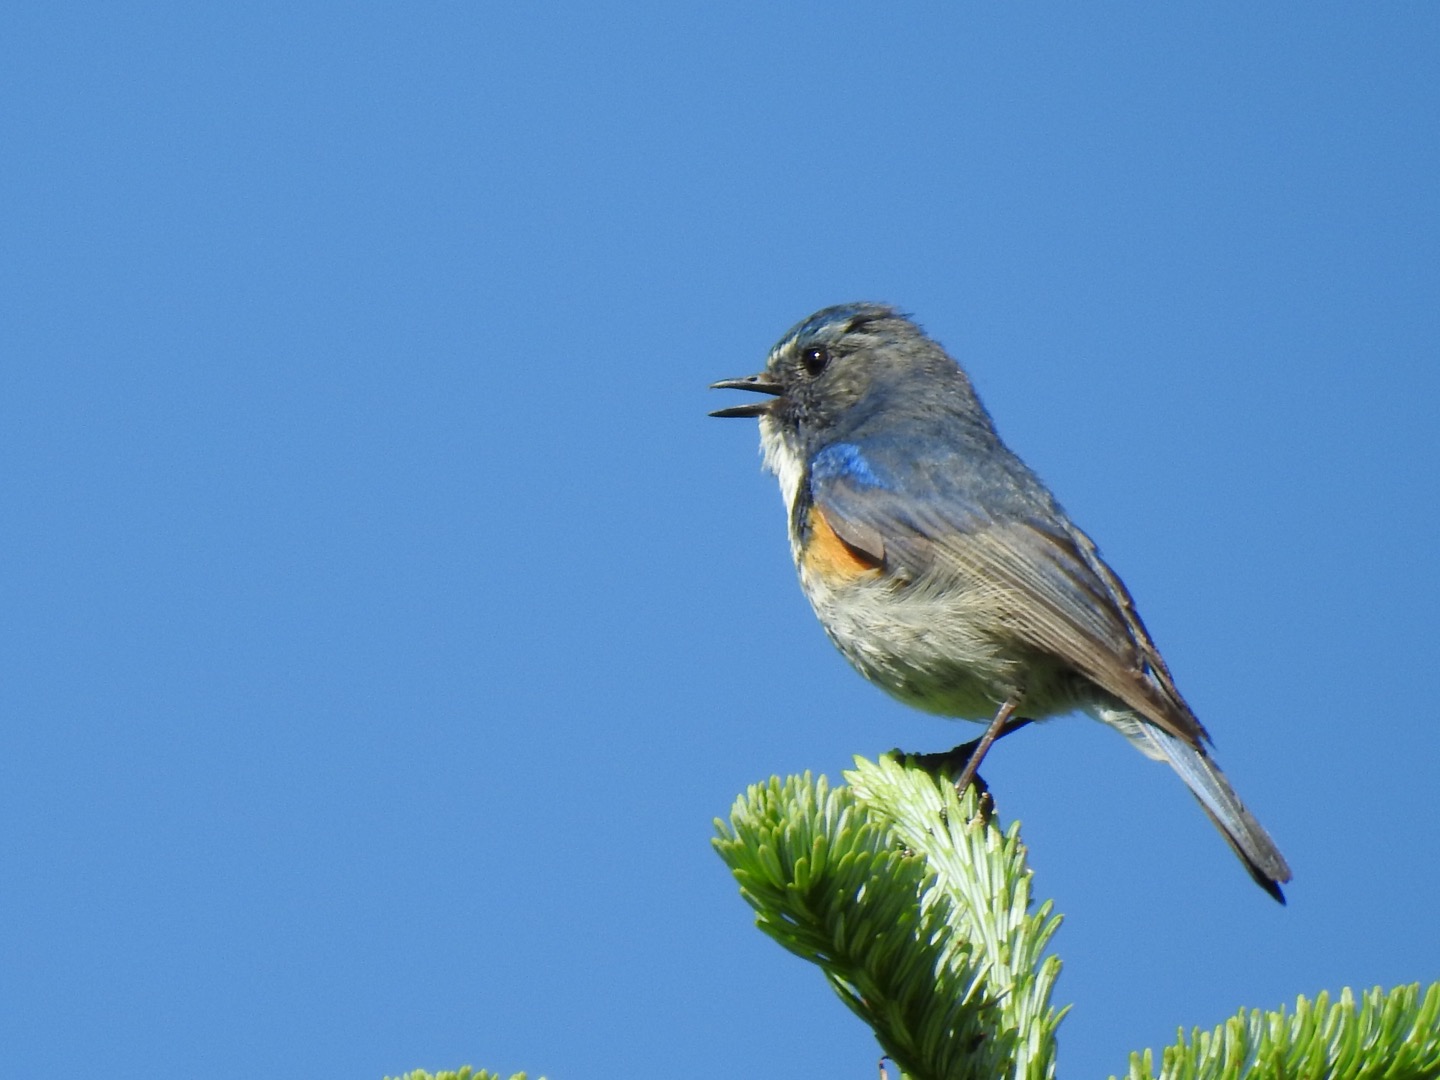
[709,375,783,418]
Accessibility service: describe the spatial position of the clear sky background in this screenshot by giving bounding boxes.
[4,4,1438,1078]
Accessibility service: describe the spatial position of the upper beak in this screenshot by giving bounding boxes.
[709,374,783,418]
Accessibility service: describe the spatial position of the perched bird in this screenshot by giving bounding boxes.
[711,303,1292,901]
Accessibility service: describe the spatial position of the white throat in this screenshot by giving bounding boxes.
[758,412,805,520]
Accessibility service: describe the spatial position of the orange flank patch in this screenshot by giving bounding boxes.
[803,506,882,582]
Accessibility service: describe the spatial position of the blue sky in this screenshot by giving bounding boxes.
[3,3,1438,1077]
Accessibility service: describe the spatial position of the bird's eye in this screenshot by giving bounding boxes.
[800,345,831,377]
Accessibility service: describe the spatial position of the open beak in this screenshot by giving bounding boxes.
[709,374,783,418]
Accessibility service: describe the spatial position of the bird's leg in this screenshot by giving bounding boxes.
[901,698,1031,794]
[950,697,1025,792]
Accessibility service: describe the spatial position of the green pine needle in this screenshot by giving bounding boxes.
[383,758,1440,1080]
[1118,983,1440,1080]
[384,1069,539,1080]
[713,755,1064,1080]
[714,756,1440,1080]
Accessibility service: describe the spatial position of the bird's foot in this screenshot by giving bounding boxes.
[890,714,1034,818]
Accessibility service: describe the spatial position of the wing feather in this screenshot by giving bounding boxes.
[810,454,1207,745]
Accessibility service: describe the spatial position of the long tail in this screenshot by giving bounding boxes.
[1103,713,1292,902]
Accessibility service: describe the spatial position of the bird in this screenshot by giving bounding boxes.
[711,302,1292,901]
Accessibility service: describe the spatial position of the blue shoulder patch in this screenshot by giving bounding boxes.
[810,443,888,488]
